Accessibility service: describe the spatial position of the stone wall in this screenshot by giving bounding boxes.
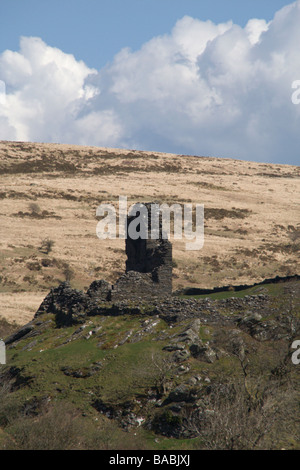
[86,280,112,301]
[110,270,167,302]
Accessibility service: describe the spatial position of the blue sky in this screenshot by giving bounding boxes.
[0,0,293,69]
[0,0,300,165]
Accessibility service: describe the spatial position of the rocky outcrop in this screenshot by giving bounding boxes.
[5,323,36,345]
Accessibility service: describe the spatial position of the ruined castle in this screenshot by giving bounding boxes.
[93,202,173,302]
[33,202,174,325]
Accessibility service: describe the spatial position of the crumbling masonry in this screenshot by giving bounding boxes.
[110,202,172,301]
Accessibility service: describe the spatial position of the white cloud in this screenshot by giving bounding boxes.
[0,2,300,164]
[245,19,269,45]
[0,37,100,142]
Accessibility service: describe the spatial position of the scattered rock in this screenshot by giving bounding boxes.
[189,342,217,363]
[163,343,185,352]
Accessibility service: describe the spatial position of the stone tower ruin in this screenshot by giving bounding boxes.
[110,202,172,301]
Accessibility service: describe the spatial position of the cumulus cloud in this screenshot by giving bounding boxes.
[0,2,300,164]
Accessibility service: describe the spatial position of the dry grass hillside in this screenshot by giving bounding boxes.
[0,140,299,325]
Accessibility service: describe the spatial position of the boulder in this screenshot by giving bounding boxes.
[189,342,217,363]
